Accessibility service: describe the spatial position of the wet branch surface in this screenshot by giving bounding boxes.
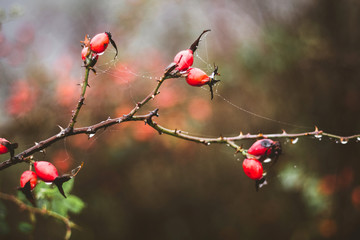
[1,67,359,171]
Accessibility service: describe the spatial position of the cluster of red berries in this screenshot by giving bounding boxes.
[81,32,118,73]
[18,161,83,206]
[167,30,220,100]
[242,139,282,191]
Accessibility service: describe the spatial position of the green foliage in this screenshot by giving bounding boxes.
[18,221,33,234]
[33,179,85,217]
[0,201,9,235]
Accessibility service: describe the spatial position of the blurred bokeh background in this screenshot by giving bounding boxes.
[1,0,360,239]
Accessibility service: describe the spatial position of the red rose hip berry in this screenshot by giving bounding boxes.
[0,138,18,158]
[173,49,194,71]
[247,139,281,161]
[242,158,263,180]
[166,29,210,72]
[90,32,118,58]
[18,170,37,206]
[186,67,210,86]
[34,161,59,182]
[20,170,37,190]
[185,66,220,100]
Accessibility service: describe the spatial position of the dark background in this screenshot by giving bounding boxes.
[0,0,360,239]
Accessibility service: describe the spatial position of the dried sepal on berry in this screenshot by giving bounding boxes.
[0,138,18,158]
[165,29,211,73]
[34,161,84,198]
[247,139,282,162]
[185,65,220,100]
[18,170,38,206]
[90,32,118,59]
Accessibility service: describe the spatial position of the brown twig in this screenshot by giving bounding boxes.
[144,115,360,152]
[1,68,359,170]
[0,192,77,240]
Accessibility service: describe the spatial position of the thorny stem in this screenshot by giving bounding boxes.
[0,192,77,240]
[144,116,360,153]
[67,67,90,131]
[0,65,359,170]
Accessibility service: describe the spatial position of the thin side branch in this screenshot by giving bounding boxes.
[0,192,77,240]
[67,67,90,131]
[0,65,358,171]
[145,116,360,152]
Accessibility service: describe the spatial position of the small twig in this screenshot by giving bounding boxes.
[1,64,358,171]
[0,192,77,240]
[127,69,180,117]
[67,67,91,131]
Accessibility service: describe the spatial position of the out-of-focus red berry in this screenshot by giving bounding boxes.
[81,47,89,61]
[0,138,9,154]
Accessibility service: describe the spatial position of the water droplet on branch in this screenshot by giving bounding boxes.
[315,133,323,140]
[263,158,272,163]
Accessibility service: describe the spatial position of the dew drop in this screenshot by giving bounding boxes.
[357,137,360,142]
[315,133,322,140]
[290,138,299,144]
[88,133,95,139]
[206,142,211,146]
[340,138,348,144]
[294,165,297,168]
[263,158,272,163]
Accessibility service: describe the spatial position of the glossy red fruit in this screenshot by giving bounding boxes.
[186,67,210,86]
[247,139,281,160]
[34,161,59,182]
[0,138,18,157]
[0,141,8,154]
[173,49,193,71]
[20,170,37,190]
[242,158,263,180]
[90,32,118,58]
[90,32,109,54]
[166,30,210,72]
